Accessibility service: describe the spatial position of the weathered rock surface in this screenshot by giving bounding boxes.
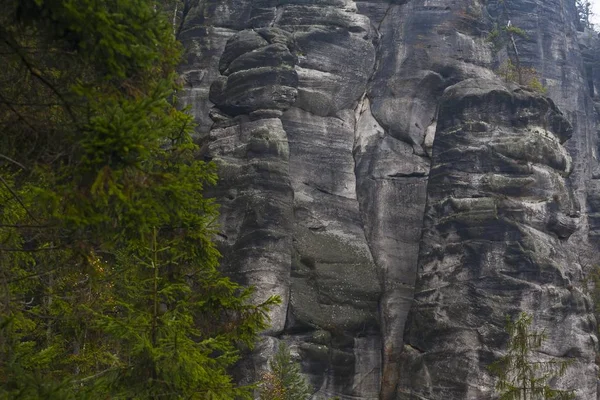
[398,78,595,399]
[178,0,600,398]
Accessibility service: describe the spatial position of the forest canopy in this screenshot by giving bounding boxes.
[0,0,277,398]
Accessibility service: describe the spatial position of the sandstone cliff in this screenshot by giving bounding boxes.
[178,0,600,398]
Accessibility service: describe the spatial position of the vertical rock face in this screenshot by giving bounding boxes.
[179,0,600,398]
[398,78,596,399]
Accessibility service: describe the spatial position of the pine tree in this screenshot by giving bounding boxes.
[0,1,278,398]
[487,0,528,85]
[488,313,575,400]
[259,343,313,400]
[486,1,546,93]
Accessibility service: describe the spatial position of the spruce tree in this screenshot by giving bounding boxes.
[259,343,313,400]
[489,313,575,400]
[0,1,278,398]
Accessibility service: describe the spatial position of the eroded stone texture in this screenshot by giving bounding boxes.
[196,2,384,397]
[202,25,298,386]
[486,0,598,246]
[398,79,596,400]
[356,2,500,397]
[578,28,600,243]
[178,0,600,398]
[275,3,383,397]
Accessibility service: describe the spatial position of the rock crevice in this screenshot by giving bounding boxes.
[180,0,600,398]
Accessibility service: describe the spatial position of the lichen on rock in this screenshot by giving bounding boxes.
[178,0,600,398]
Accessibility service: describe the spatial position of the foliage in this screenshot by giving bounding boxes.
[582,264,600,367]
[487,27,503,51]
[505,25,527,38]
[487,24,527,51]
[488,313,575,400]
[497,60,547,94]
[0,0,278,398]
[587,266,600,316]
[487,0,546,94]
[576,0,593,30]
[487,22,527,50]
[158,0,195,40]
[259,343,313,400]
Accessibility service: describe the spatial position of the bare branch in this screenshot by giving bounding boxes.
[0,175,38,222]
[0,153,26,169]
[73,367,119,384]
[0,90,41,136]
[6,266,60,284]
[0,27,80,127]
[0,245,60,252]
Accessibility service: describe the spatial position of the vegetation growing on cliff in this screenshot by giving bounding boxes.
[259,343,313,400]
[496,60,547,94]
[576,0,593,30]
[487,0,547,94]
[0,0,277,398]
[489,313,574,400]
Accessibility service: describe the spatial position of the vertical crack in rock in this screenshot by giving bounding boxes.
[204,25,298,385]
[277,2,382,398]
[354,1,497,398]
[398,78,596,400]
[200,1,385,398]
[178,0,600,398]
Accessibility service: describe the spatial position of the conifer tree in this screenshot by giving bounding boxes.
[259,343,313,400]
[576,0,593,30]
[488,313,574,400]
[487,0,528,85]
[487,1,546,93]
[0,0,278,398]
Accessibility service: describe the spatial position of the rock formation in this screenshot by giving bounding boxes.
[178,0,600,398]
[398,78,594,399]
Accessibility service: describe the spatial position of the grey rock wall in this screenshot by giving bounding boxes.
[398,78,595,399]
[179,0,600,398]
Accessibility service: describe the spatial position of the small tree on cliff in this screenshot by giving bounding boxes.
[576,0,593,30]
[488,313,574,400]
[259,343,312,400]
[487,0,545,93]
